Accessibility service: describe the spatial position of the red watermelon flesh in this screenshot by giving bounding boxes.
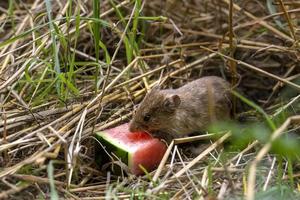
[95,123,167,175]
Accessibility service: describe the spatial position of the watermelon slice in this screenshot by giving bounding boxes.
[95,123,167,175]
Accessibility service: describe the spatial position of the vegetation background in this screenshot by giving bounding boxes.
[0,0,300,199]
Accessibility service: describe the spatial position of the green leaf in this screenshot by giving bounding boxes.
[99,40,111,64]
[47,161,59,200]
[92,0,101,92]
[58,73,80,95]
[231,90,276,131]
[45,0,61,96]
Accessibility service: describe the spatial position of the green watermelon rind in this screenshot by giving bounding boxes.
[95,131,133,169]
[95,129,166,175]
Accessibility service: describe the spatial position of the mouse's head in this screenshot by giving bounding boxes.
[129,87,181,133]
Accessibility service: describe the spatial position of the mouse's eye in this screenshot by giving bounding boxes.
[143,114,151,122]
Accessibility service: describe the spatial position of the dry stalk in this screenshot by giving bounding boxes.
[172,132,231,179]
[200,46,300,91]
[278,0,297,40]
[222,0,293,42]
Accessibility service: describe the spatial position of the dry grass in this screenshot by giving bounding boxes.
[0,0,300,199]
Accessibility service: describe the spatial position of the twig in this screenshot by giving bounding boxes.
[277,0,297,40]
[152,140,174,182]
[172,132,231,179]
[200,46,300,91]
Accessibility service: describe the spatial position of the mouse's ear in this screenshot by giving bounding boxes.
[163,94,181,112]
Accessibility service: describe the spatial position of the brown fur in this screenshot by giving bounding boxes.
[129,76,231,140]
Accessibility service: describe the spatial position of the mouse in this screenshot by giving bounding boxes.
[129,76,232,141]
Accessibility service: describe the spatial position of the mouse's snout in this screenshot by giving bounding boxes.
[129,120,140,132]
[129,119,150,132]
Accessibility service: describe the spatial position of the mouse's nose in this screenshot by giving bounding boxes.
[129,121,139,132]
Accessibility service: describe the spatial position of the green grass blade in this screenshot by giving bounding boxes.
[45,0,61,96]
[68,3,81,84]
[108,0,133,64]
[47,161,59,200]
[58,73,80,95]
[231,90,276,131]
[93,0,101,92]
[99,40,111,64]
[8,0,15,31]
[0,17,110,50]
